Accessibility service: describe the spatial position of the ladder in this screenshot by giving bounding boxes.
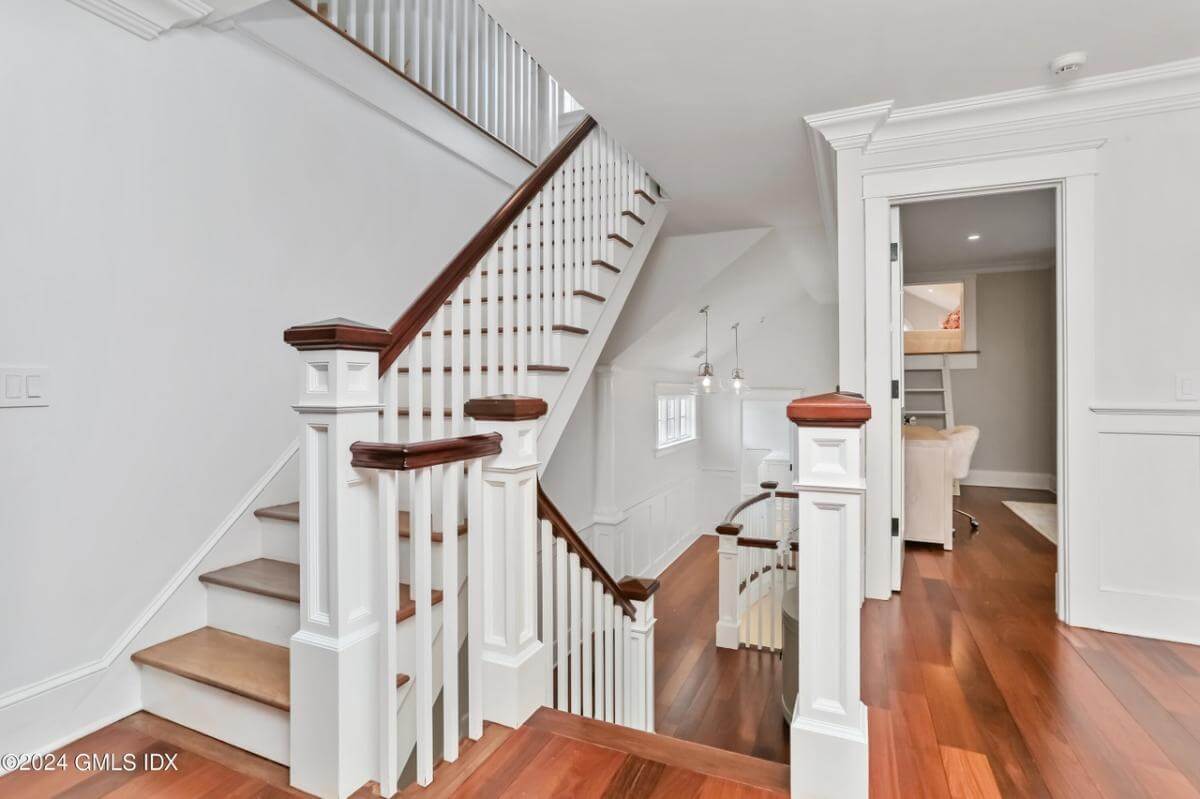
[904,353,955,430]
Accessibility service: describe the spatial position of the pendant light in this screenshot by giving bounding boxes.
[727,322,749,395]
[693,306,717,394]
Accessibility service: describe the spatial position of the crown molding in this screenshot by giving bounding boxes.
[905,258,1053,281]
[67,0,213,40]
[869,57,1200,153]
[804,100,894,151]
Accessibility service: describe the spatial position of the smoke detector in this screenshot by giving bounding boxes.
[1050,51,1087,77]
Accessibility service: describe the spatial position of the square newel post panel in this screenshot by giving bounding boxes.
[715,523,741,649]
[464,396,549,728]
[284,318,391,799]
[787,392,872,799]
[619,577,659,732]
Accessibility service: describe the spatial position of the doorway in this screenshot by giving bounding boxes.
[890,189,1059,591]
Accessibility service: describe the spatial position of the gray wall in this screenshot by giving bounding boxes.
[951,269,1056,476]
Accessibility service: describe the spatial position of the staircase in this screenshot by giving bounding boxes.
[126,10,669,791]
[904,352,956,429]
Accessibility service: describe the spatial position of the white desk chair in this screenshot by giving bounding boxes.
[946,425,981,533]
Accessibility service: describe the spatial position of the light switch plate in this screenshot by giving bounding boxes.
[0,367,49,408]
[1176,370,1200,402]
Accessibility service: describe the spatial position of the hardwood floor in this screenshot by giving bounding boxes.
[11,485,1200,797]
[0,711,305,798]
[659,485,1200,798]
[653,534,790,764]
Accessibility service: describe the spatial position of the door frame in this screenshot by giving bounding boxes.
[859,141,1101,624]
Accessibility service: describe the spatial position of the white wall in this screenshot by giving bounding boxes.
[0,1,527,749]
[542,367,702,580]
[832,70,1200,641]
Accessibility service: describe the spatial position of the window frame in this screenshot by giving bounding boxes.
[654,384,698,454]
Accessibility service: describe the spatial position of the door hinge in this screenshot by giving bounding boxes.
[890,242,899,262]
[891,517,900,537]
[891,379,899,399]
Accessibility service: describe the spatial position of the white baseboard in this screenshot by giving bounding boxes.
[961,469,1056,492]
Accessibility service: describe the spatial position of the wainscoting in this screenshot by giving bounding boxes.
[579,475,703,581]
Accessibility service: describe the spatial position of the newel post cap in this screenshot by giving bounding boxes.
[464,395,548,421]
[787,391,872,428]
[283,317,391,352]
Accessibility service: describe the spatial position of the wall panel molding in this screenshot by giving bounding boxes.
[67,0,213,40]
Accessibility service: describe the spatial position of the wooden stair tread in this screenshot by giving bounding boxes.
[524,708,790,794]
[131,628,291,712]
[199,558,299,603]
[621,210,645,225]
[634,189,657,205]
[254,501,300,522]
[398,583,444,623]
[254,502,465,541]
[398,364,569,374]
[592,259,620,273]
[607,233,634,248]
[421,324,587,336]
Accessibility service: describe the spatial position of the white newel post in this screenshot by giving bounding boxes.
[284,318,392,799]
[715,521,741,649]
[787,392,872,799]
[618,577,659,731]
[464,395,549,728]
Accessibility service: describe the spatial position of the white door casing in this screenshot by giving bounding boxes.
[889,206,904,593]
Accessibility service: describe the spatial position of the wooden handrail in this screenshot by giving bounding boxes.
[350,432,502,471]
[536,483,637,619]
[378,115,600,375]
[721,492,771,524]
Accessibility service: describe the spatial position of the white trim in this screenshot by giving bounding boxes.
[961,469,1057,492]
[0,442,298,712]
[67,0,212,40]
[0,705,141,777]
[805,101,895,151]
[654,437,697,458]
[1090,402,1200,416]
[905,259,1054,279]
[868,57,1200,153]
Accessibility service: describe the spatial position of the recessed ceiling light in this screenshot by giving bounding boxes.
[967,233,981,241]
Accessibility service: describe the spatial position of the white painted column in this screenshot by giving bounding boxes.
[284,318,391,799]
[464,396,548,728]
[715,522,741,649]
[619,578,658,732]
[786,392,872,799]
[590,366,627,574]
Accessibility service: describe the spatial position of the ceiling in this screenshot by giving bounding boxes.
[482,0,1200,298]
[904,283,962,312]
[900,189,1056,273]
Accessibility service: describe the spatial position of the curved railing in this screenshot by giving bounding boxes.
[716,481,798,653]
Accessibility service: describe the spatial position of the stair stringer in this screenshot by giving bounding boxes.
[536,197,670,470]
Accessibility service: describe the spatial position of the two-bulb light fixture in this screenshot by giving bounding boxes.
[692,307,750,396]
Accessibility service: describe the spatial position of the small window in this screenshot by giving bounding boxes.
[903,281,966,354]
[656,391,696,450]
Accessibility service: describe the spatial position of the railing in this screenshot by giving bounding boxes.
[282,100,658,793]
[715,481,799,652]
[292,0,570,162]
[536,485,658,731]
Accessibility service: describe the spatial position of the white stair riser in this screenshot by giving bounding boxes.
[206,585,298,648]
[139,666,290,765]
[260,518,299,564]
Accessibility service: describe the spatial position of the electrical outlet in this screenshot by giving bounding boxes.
[1176,371,1200,402]
[0,367,49,408]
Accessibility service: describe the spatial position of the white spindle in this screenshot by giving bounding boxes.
[467,457,483,740]
[413,466,434,785]
[604,595,615,723]
[516,211,528,392]
[486,243,499,395]
[555,537,569,711]
[564,153,576,326]
[441,458,459,761]
[592,581,603,720]
[451,284,464,433]
[569,552,582,714]
[540,520,554,705]
[581,568,593,718]
[501,225,515,394]
[378,369,400,798]
[530,191,543,365]
[615,607,624,725]
[553,166,565,328]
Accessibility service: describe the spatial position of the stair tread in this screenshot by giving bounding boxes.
[607,233,634,248]
[199,558,299,603]
[254,502,465,542]
[131,627,291,712]
[524,708,789,794]
[447,290,604,304]
[397,583,445,622]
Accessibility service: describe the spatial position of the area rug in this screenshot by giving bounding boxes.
[1002,501,1058,544]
